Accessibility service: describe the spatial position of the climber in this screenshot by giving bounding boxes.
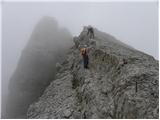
[87,26,94,39]
[80,45,89,69]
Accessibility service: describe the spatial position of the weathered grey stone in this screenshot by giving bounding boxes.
[55,62,62,72]
[63,109,72,118]
[73,37,80,48]
[27,26,159,119]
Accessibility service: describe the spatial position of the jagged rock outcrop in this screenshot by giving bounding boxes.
[27,26,159,119]
[5,17,72,118]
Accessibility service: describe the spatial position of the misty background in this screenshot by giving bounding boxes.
[2,1,158,118]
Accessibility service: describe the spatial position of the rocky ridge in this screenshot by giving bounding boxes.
[27,27,159,119]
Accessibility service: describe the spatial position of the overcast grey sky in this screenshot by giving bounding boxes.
[2,1,158,111]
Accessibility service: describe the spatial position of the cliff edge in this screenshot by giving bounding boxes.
[27,26,159,119]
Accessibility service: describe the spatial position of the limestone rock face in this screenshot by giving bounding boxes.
[27,27,159,119]
[5,16,72,118]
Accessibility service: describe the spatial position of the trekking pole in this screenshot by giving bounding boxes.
[135,81,138,93]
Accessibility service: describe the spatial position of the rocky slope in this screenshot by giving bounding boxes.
[5,17,72,118]
[27,26,159,119]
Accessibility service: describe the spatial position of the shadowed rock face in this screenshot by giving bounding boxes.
[4,16,72,118]
[27,26,159,119]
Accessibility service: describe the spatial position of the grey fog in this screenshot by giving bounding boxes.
[2,1,158,118]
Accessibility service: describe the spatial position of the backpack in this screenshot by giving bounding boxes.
[81,48,87,55]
